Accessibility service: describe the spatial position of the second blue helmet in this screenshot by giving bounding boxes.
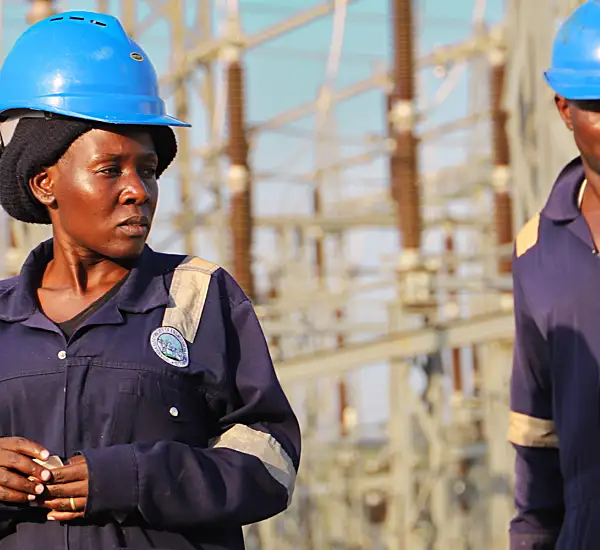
[545,1,600,100]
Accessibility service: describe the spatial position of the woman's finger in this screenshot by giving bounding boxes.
[39,496,86,513]
[0,485,35,504]
[0,437,49,460]
[47,511,85,521]
[0,467,44,498]
[44,480,87,498]
[48,462,87,484]
[0,450,51,482]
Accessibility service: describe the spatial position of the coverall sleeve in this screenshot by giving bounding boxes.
[509,273,564,550]
[81,298,301,530]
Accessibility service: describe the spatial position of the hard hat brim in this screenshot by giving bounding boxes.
[544,69,600,100]
[0,103,191,128]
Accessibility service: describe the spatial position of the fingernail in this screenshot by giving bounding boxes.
[39,450,49,460]
[27,495,36,501]
[41,470,50,481]
[35,484,44,494]
[47,516,55,521]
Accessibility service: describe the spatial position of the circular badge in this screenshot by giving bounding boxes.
[150,327,189,368]
[130,52,144,62]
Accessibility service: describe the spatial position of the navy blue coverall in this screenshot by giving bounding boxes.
[0,239,301,549]
[509,156,600,549]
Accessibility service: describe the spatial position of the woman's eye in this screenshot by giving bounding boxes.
[140,166,157,178]
[100,166,121,177]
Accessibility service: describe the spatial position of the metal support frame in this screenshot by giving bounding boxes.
[277,312,514,385]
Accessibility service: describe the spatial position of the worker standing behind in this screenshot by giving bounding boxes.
[509,1,600,549]
[0,10,300,550]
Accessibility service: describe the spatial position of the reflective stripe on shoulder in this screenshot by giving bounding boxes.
[162,256,220,343]
[508,410,558,448]
[515,213,541,258]
[210,424,297,505]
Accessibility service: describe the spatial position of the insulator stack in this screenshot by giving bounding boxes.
[267,283,281,359]
[495,192,513,273]
[386,94,398,203]
[392,0,415,104]
[445,232,463,393]
[121,2,136,36]
[491,63,510,167]
[389,0,421,251]
[227,60,255,300]
[96,0,109,13]
[335,307,344,348]
[338,379,349,438]
[471,348,484,440]
[312,188,324,280]
[490,51,513,274]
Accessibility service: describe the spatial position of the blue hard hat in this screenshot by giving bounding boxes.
[0,10,190,127]
[545,1,600,100]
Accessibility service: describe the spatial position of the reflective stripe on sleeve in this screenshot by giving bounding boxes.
[162,256,219,343]
[508,410,559,448]
[210,424,296,504]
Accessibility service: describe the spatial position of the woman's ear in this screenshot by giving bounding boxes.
[29,169,56,208]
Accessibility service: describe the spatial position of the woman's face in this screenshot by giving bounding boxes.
[30,127,159,260]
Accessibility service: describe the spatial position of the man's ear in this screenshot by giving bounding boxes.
[555,95,574,131]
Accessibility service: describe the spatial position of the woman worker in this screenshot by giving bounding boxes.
[0,9,301,550]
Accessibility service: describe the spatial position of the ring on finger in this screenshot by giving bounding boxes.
[69,497,76,511]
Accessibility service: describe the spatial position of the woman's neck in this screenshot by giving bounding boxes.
[41,237,131,296]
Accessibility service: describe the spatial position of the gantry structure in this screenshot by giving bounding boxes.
[1,0,585,548]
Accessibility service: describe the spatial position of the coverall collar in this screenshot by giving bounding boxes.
[542,156,586,222]
[0,239,175,322]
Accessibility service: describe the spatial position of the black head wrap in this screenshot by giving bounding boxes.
[0,115,177,224]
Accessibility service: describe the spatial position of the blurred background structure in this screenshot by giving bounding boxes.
[0,0,586,548]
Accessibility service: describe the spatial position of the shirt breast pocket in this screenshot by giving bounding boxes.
[132,372,215,448]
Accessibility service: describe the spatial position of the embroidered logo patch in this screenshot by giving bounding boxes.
[150,327,189,368]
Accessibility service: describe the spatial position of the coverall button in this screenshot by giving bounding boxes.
[169,407,179,417]
[57,350,67,360]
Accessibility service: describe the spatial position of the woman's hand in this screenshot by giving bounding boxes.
[39,455,89,521]
[0,437,51,504]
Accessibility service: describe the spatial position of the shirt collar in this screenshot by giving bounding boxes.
[542,156,586,222]
[0,239,178,322]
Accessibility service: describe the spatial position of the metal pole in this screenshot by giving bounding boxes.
[201,0,229,266]
[171,0,196,255]
[386,2,428,546]
[121,0,136,36]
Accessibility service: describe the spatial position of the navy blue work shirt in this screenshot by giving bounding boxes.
[508,157,600,549]
[0,239,301,549]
